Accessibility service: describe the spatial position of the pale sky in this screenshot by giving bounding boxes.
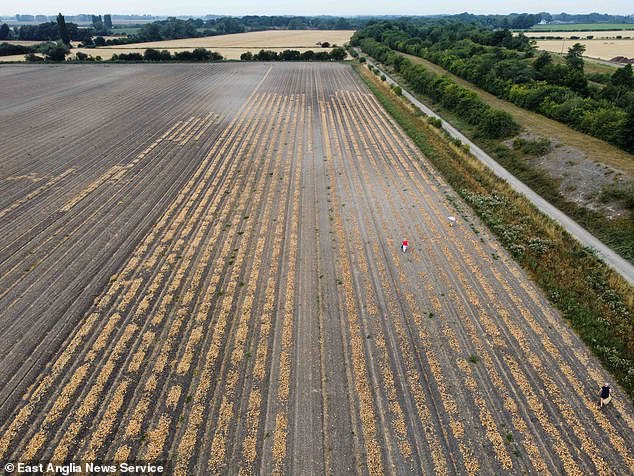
[2,0,632,17]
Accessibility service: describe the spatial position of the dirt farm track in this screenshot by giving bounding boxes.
[0,63,632,475]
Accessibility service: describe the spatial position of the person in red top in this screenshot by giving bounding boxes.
[402,239,408,253]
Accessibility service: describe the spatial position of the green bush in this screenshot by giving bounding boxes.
[25,52,44,62]
[493,143,512,159]
[428,116,443,128]
[512,137,552,156]
[0,42,36,56]
[112,52,143,61]
[599,182,634,211]
[37,41,70,61]
[478,109,520,139]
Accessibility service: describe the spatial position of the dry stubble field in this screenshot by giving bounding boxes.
[0,30,354,62]
[535,38,634,60]
[0,63,633,475]
[94,30,353,61]
[107,30,353,50]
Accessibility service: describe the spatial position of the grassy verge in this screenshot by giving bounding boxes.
[353,62,634,400]
[386,56,634,264]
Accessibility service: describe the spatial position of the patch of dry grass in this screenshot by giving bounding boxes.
[1,40,42,46]
[107,30,353,50]
[0,53,31,62]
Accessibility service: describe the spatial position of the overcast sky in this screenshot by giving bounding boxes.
[2,0,632,17]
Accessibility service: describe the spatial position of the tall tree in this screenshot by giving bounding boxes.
[40,41,69,61]
[611,64,634,90]
[0,23,10,40]
[104,14,113,30]
[92,15,105,34]
[622,104,634,152]
[604,64,634,102]
[565,43,585,72]
[56,13,70,45]
[533,51,552,71]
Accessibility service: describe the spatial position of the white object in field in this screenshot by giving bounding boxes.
[448,216,456,227]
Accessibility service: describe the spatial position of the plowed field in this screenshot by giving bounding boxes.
[0,63,632,475]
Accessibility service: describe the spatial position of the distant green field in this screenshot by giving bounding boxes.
[110,26,209,36]
[111,26,142,35]
[529,23,634,31]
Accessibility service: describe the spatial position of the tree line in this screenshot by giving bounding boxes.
[120,16,359,43]
[0,15,360,44]
[359,38,520,140]
[1,17,90,42]
[451,12,634,30]
[110,48,223,62]
[240,48,346,62]
[0,13,113,42]
[0,42,35,56]
[4,11,589,46]
[352,20,634,152]
[18,44,349,63]
[12,13,129,22]
[81,47,347,62]
[91,14,112,36]
[0,13,73,60]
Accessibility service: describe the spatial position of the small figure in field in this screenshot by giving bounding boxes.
[448,216,456,227]
[401,239,408,253]
[599,383,612,408]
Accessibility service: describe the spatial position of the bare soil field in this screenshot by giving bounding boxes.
[535,38,634,60]
[0,63,632,475]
